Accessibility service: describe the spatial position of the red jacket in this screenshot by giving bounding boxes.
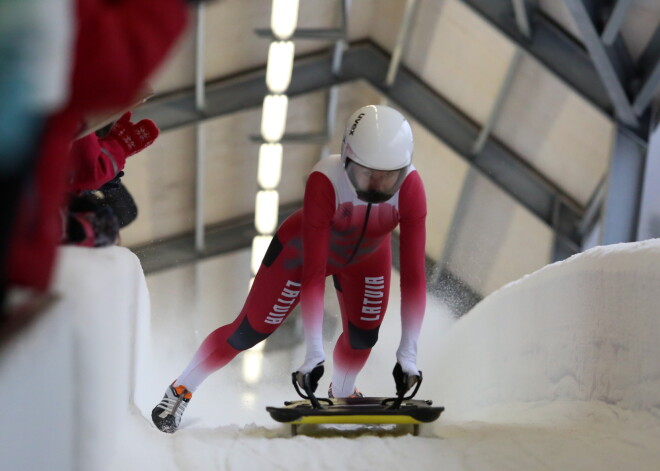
[9,0,188,290]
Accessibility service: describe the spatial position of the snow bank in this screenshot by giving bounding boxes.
[1,280,74,471]
[431,239,660,421]
[1,246,150,471]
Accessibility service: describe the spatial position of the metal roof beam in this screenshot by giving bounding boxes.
[601,126,647,244]
[461,0,612,114]
[462,0,650,138]
[133,203,301,275]
[193,4,206,253]
[254,28,345,40]
[636,112,660,240]
[601,0,633,46]
[635,61,660,117]
[385,0,419,87]
[638,25,660,76]
[633,25,660,116]
[564,0,639,129]
[471,48,523,156]
[511,0,534,39]
[133,50,345,132]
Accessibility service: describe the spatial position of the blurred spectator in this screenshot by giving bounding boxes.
[0,0,73,157]
[64,172,139,248]
[0,0,75,318]
[3,0,190,319]
[64,196,121,248]
[63,110,158,247]
[92,173,139,229]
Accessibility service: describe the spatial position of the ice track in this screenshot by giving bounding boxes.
[4,240,660,470]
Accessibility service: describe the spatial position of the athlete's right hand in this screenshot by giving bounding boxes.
[393,362,422,396]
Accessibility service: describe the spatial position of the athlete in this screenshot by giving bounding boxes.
[152,104,427,433]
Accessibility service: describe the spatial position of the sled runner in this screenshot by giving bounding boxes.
[267,396,443,436]
[267,367,444,436]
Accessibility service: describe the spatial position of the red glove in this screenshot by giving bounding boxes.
[104,112,159,157]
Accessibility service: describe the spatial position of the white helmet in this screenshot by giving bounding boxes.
[341,105,413,203]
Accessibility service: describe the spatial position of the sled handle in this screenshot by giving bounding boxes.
[291,372,328,409]
[383,370,423,409]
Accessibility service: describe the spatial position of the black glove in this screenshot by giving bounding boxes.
[294,362,324,394]
[393,362,422,397]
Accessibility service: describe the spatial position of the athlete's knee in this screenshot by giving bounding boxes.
[226,316,272,351]
[347,321,380,349]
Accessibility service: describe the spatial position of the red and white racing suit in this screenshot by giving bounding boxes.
[176,155,427,397]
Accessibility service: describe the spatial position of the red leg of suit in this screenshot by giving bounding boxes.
[176,233,303,391]
[331,243,392,397]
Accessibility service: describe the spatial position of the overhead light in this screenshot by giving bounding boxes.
[251,235,273,275]
[255,190,279,234]
[250,0,296,286]
[258,143,283,189]
[261,94,288,142]
[271,0,300,39]
[266,41,295,93]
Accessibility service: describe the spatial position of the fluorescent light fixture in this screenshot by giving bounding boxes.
[266,41,295,93]
[255,190,279,235]
[251,235,273,275]
[261,94,288,142]
[271,0,299,39]
[258,143,283,189]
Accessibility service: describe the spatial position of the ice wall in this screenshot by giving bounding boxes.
[430,239,660,421]
[1,246,150,471]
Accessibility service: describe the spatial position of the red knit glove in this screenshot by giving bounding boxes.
[104,112,159,157]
